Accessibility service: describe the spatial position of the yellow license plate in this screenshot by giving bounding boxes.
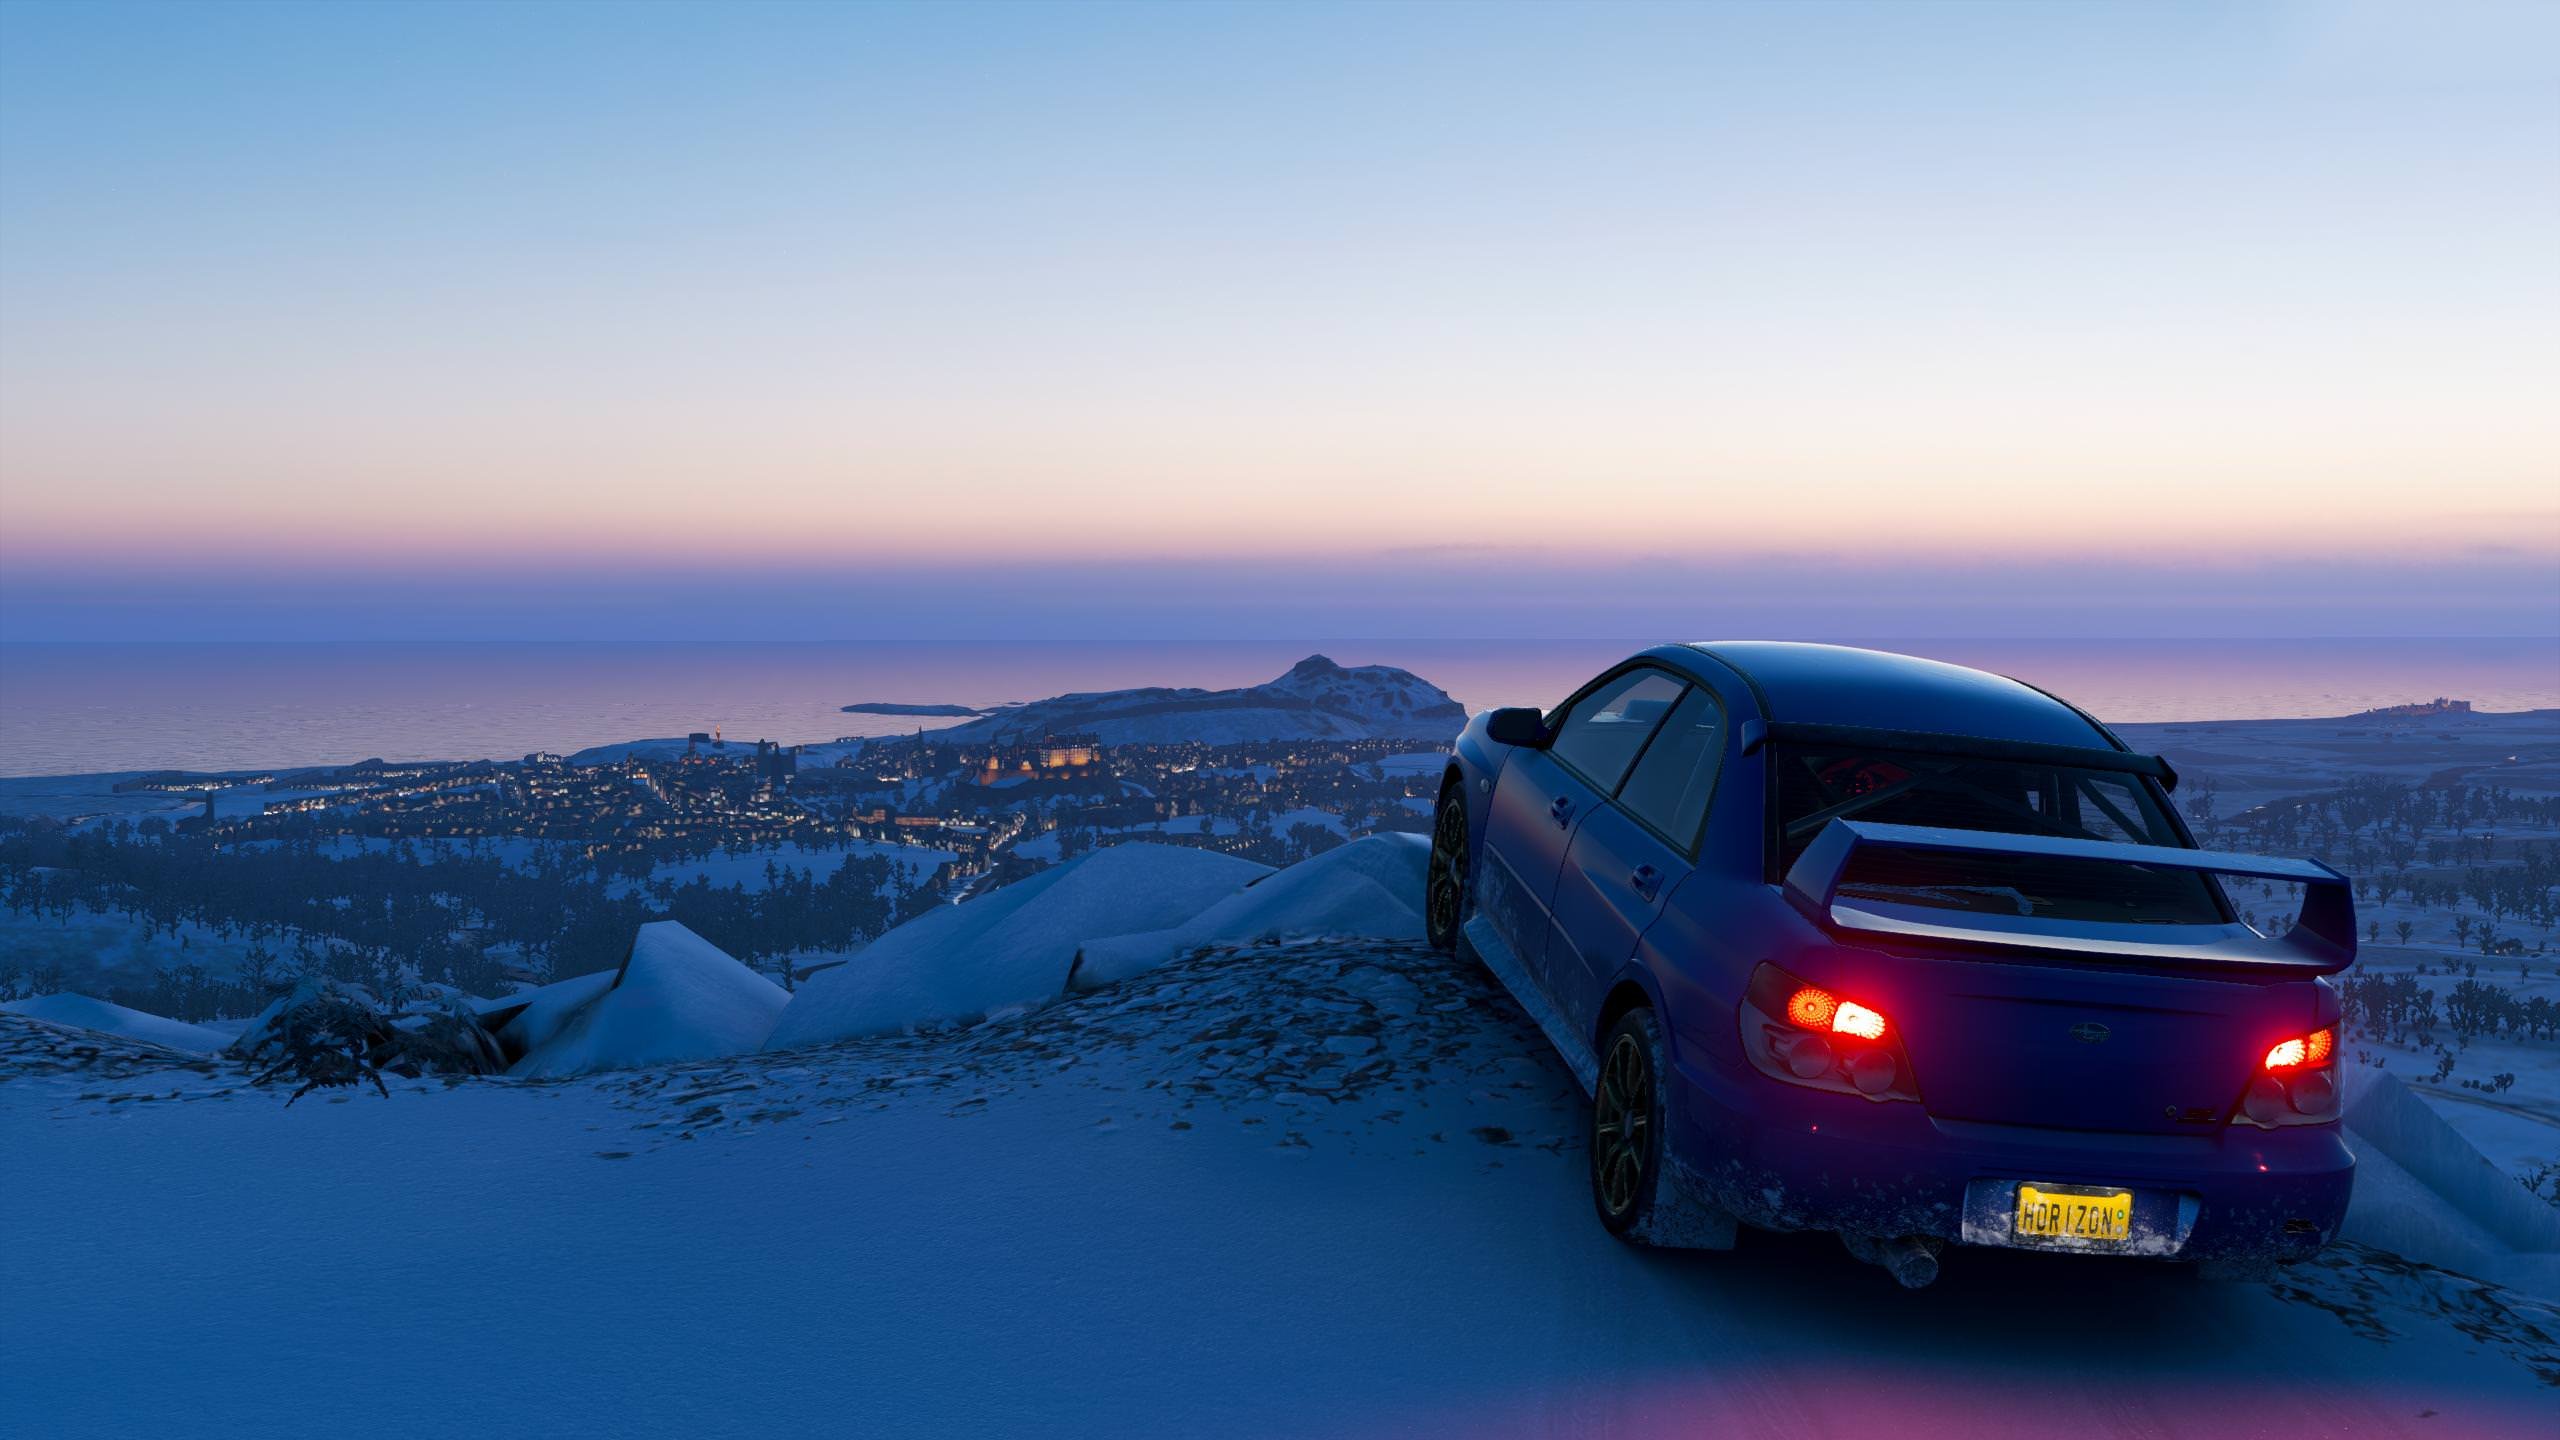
[2013,1183,2133,1244]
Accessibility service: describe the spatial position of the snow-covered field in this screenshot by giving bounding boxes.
[6,937,2556,1439]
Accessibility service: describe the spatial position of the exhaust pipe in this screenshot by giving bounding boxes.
[1841,1232,1942,1289]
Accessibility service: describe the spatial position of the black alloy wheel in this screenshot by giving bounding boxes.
[1426,787,1469,952]
[1592,1008,1666,1236]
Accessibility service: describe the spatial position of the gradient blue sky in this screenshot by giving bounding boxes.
[0,0,2553,639]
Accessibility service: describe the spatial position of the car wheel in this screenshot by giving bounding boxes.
[1425,785,1469,953]
[1592,1008,1668,1239]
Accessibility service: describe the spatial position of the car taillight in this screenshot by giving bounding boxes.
[1743,963,1919,1104]
[2263,1028,2334,1071]
[1832,1001,1888,1042]
[1785,986,1837,1030]
[1783,984,1891,1043]
[2238,1027,2339,1128]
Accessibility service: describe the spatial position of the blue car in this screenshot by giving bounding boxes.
[1425,643,2355,1287]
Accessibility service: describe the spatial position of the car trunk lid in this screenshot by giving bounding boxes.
[1782,819,2350,1134]
[1889,961,2317,1134]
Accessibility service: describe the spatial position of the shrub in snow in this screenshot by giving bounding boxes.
[234,981,506,1105]
[765,843,1269,1047]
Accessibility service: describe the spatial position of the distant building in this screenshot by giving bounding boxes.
[976,735,1101,784]
[753,739,798,784]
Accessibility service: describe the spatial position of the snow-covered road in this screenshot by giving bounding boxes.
[5,942,2555,1438]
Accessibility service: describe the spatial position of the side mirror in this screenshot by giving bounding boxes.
[1486,707,1550,748]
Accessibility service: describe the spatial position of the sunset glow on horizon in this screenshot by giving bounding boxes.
[1,0,2554,637]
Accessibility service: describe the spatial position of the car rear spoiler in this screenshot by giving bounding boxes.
[1784,819,2355,973]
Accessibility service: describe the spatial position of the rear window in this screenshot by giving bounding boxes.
[1773,747,2225,925]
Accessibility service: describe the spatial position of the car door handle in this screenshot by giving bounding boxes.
[1631,864,1662,901]
[1549,795,1575,827]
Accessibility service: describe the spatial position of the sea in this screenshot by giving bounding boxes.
[1,637,2554,779]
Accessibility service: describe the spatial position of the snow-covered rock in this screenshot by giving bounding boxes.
[1073,834,1430,990]
[0,994,231,1055]
[941,655,1465,745]
[511,922,787,1078]
[765,844,1268,1046]
[477,969,619,1060]
[2341,1068,2560,1298]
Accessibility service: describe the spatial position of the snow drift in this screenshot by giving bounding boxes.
[0,994,232,1055]
[2341,1069,2560,1299]
[1072,833,1430,990]
[766,843,1269,1047]
[511,921,787,1078]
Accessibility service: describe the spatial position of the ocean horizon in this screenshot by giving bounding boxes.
[1,636,2553,779]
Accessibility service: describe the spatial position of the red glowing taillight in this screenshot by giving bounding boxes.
[1785,986,1837,1030]
[1784,985,1889,1043]
[1747,965,1919,1104]
[2240,1026,2340,1129]
[2263,1028,2335,1072]
[1832,1001,1888,1042]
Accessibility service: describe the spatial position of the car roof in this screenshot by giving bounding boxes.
[1666,641,2119,750]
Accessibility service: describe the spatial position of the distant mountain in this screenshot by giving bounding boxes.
[840,702,986,717]
[942,655,1467,745]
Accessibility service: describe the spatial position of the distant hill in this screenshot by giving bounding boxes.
[2351,697,2474,720]
[840,702,986,717]
[940,654,1467,745]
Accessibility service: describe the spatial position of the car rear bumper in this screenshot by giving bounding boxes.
[1668,1055,2354,1263]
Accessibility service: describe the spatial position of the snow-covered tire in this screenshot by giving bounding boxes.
[1591,1006,1738,1249]
[1425,784,1469,953]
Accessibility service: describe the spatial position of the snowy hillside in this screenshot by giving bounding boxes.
[6,938,2558,1439]
[939,654,1467,744]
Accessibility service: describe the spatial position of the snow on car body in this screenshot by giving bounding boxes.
[1425,642,2355,1285]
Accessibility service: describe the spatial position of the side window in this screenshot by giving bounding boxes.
[1547,669,1686,792]
[1615,687,1727,850]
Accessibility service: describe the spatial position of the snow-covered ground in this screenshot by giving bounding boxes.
[6,938,2556,1439]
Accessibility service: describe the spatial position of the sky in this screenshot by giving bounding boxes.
[0,0,2554,640]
